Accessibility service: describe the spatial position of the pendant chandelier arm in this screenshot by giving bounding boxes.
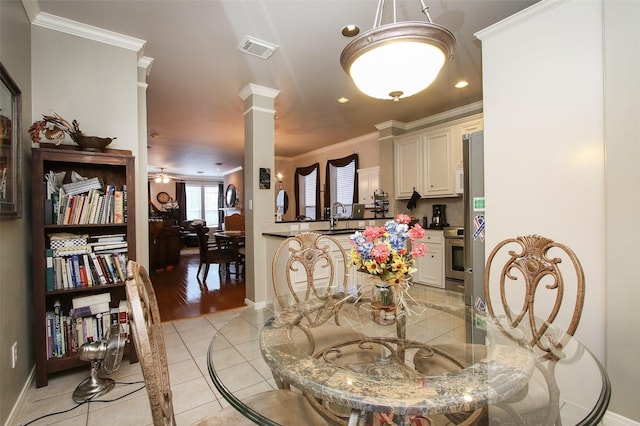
[418,0,434,23]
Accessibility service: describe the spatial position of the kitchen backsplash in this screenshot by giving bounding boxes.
[394,197,464,228]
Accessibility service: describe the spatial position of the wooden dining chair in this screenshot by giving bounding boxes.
[214,233,244,276]
[482,234,587,425]
[125,260,329,426]
[224,213,245,231]
[193,223,237,281]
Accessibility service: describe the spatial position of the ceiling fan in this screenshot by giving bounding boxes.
[151,168,177,183]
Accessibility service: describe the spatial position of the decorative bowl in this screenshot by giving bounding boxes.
[71,133,116,152]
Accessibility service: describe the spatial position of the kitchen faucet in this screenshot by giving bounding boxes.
[330,202,346,230]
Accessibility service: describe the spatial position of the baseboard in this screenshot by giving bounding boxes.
[604,411,640,426]
[5,367,35,426]
[244,298,267,310]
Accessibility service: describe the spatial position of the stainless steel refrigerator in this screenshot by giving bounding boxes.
[463,131,486,311]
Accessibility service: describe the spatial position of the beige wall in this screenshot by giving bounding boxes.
[290,132,379,218]
[603,0,640,421]
[479,0,639,421]
[1,14,143,425]
[0,2,32,424]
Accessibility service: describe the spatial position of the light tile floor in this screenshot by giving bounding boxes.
[17,288,466,426]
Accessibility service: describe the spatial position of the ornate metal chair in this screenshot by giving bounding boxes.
[271,232,365,424]
[125,260,329,425]
[482,234,587,425]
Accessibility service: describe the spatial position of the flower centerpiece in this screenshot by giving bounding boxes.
[349,214,427,324]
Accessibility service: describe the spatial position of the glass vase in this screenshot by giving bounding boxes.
[370,278,397,326]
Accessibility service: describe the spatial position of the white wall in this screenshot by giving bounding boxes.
[31,26,144,261]
[478,0,640,422]
[603,0,640,421]
[477,0,605,357]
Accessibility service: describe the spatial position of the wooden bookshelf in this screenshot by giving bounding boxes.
[31,146,137,387]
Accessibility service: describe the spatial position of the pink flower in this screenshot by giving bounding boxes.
[371,243,391,262]
[411,243,427,258]
[408,223,425,241]
[395,214,411,224]
[363,226,386,242]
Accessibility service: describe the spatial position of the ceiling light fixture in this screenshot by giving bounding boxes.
[454,80,469,88]
[154,168,171,184]
[340,0,455,102]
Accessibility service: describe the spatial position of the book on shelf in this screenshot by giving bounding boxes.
[118,299,129,338]
[72,292,111,310]
[89,253,108,285]
[89,233,126,243]
[62,176,103,196]
[53,300,62,358]
[71,301,111,319]
[114,190,124,223]
[45,249,55,292]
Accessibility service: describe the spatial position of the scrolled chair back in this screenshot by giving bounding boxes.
[484,234,585,358]
[126,260,176,425]
[272,232,351,328]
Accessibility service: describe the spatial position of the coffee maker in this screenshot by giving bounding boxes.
[431,204,448,228]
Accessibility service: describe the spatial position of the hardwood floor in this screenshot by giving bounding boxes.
[150,250,247,322]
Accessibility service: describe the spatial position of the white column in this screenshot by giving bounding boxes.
[136,56,153,269]
[239,84,280,305]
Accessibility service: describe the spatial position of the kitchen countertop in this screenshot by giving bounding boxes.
[262,228,364,239]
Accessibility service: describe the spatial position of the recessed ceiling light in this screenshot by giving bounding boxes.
[197,171,203,174]
[342,25,360,37]
[337,97,349,104]
[216,162,223,166]
[454,80,469,88]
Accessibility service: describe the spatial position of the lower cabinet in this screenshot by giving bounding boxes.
[414,230,444,288]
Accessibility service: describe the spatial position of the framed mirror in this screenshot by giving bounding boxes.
[276,189,289,215]
[225,184,237,207]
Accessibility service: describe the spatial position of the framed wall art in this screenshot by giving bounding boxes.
[0,63,22,218]
[259,167,270,189]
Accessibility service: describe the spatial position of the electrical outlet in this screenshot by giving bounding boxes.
[11,342,17,368]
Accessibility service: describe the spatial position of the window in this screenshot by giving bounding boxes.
[294,163,320,220]
[185,182,220,226]
[325,154,358,217]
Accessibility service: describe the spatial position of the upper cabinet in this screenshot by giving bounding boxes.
[357,166,380,207]
[394,114,483,199]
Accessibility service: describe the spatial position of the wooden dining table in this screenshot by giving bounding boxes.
[207,285,610,425]
[213,230,245,274]
[213,230,245,247]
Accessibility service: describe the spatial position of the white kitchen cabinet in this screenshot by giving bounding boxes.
[394,134,422,199]
[423,127,453,196]
[357,166,380,208]
[394,114,483,199]
[453,115,484,194]
[394,127,453,198]
[333,234,362,295]
[414,230,445,288]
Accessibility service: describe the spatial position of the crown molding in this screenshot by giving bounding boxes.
[31,11,146,54]
[405,101,483,131]
[239,83,280,101]
[475,0,568,41]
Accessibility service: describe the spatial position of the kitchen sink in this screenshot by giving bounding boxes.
[318,228,364,235]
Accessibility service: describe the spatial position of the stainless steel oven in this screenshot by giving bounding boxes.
[444,228,465,292]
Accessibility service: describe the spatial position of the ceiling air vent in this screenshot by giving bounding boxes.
[238,36,279,59]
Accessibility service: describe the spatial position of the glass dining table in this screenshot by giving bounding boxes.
[207,285,610,425]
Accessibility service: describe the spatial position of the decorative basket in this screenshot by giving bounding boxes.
[71,133,115,152]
